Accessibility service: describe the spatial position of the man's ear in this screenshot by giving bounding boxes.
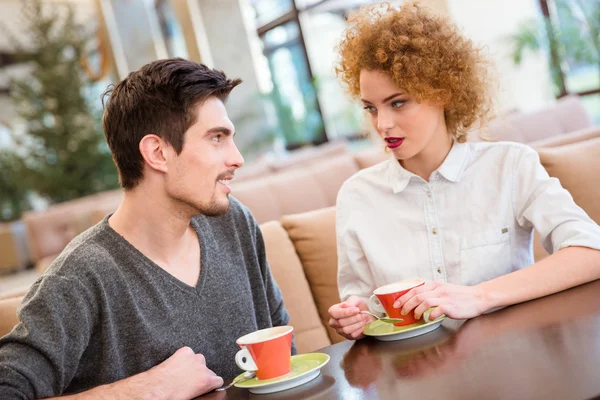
[139,134,169,173]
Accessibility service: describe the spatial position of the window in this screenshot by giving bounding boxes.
[540,0,600,122]
[249,0,373,149]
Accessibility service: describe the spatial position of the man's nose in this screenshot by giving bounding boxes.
[227,142,244,170]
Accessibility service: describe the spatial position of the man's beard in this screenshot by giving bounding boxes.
[192,193,230,217]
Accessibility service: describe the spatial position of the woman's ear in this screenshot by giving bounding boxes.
[139,134,169,173]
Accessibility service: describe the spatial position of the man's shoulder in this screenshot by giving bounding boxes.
[45,222,120,279]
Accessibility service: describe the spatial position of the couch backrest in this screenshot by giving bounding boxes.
[233,154,360,224]
[538,138,600,223]
[23,190,123,262]
[281,207,344,344]
[0,296,21,338]
[260,221,331,353]
[0,224,20,273]
[470,95,593,143]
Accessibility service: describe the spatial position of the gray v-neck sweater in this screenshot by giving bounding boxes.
[0,197,292,398]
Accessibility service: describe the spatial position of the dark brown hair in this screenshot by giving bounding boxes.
[101,58,242,189]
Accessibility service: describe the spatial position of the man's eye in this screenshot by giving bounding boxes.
[212,135,222,143]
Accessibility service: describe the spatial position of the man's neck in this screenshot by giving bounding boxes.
[108,185,195,269]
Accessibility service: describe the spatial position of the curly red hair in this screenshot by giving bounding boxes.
[335,2,492,142]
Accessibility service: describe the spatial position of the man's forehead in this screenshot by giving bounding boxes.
[193,99,234,129]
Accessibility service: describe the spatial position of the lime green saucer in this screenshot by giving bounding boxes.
[234,353,330,394]
[363,316,446,341]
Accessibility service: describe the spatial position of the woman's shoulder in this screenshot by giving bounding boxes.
[468,140,531,153]
[337,159,394,207]
[467,141,534,164]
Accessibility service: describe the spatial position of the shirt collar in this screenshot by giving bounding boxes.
[437,140,470,183]
[386,141,470,194]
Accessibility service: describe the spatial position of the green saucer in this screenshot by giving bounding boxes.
[234,353,330,394]
[363,315,446,341]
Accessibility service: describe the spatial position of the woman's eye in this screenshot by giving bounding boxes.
[363,105,376,113]
[391,100,406,108]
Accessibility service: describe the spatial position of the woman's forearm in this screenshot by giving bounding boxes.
[477,246,600,312]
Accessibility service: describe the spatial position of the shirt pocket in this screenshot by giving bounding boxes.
[460,228,511,286]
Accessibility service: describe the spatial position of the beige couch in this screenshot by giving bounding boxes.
[0,224,21,274]
[2,128,600,354]
[469,95,593,143]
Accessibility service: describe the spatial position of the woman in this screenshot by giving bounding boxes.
[328,2,600,340]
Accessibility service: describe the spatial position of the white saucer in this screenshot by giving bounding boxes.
[363,316,446,341]
[234,353,330,394]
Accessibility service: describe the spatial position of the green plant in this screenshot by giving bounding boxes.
[0,150,31,221]
[4,0,118,205]
[507,0,600,95]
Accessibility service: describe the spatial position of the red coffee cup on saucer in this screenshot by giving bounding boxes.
[368,278,425,326]
[235,326,294,380]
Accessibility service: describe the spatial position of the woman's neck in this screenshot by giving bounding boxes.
[400,133,454,182]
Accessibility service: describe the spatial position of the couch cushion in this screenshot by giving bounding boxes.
[0,296,22,338]
[232,179,283,224]
[233,160,272,184]
[530,125,600,149]
[353,145,392,169]
[537,137,600,223]
[552,95,593,134]
[281,207,344,344]
[0,224,20,273]
[534,137,600,259]
[269,170,330,216]
[260,221,331,353]
[23,190,123,262]
[508,108,564,143]
[269,141,348,171]
[308,155,360,205]
[483,117,528,143]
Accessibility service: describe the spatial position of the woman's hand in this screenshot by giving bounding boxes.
[328,296,374,340]
[393,281,488,321]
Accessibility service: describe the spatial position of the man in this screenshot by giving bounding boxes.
[0,58,292,399]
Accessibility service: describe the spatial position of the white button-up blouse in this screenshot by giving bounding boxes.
[336,141,600,301]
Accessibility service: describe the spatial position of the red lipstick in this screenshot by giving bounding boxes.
[384,137,404,149]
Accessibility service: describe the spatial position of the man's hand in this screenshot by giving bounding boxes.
[147,346,224,399]
[328,296,373,340]
[58,347,223,400]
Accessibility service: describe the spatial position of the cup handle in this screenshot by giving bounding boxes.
[368,294,386,315]
[235,347,258,372]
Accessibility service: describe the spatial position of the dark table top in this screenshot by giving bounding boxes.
[202,279,600,400]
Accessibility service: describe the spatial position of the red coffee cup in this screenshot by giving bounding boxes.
[235,326,294,380]
[368,278,425,326]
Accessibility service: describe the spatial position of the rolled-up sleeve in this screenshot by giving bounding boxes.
[513,146,600,254]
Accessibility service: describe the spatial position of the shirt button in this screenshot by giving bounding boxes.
[432,228,437,235]
[437,267,442,274]
[427,191,432,197]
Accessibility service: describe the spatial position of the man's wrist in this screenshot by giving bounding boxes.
[98,369,167,400]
